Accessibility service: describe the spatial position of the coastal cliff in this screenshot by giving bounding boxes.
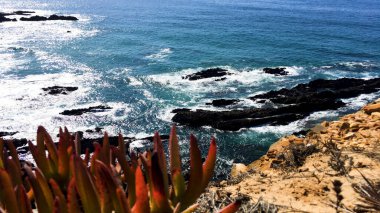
[199,98,380,212]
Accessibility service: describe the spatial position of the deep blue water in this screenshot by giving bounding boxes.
[1,0,380,177]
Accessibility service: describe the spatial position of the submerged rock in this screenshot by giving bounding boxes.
[183,68,231,81]
[263,67,289,76]
[20,15,48,21]
[48,14,78,21]
[60,105,112,116]
[206,99,240,107]
[172,78,380,131]
[0,131,18,137]
[20,14,78,21]
[42,86,78,95]
[0,15,16,22]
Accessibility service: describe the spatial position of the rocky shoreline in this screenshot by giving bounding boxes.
[0,10,78,23]
[173,77,380,131]
[203,98,380,212]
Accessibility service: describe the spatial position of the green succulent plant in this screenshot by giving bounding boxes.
[0,125,240,213]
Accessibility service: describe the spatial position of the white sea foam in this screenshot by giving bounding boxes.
[145,48,173,60]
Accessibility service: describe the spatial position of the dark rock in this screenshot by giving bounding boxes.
[263,67,289,76]
[249,78,380,104]
[20,14,78,21]
[60,105,112,116]
[0,15,16,23]
[173,99,344,131]
[171,108,191,113]
[172,78,380,131]
[206,99,240,107]
[292,129,310,138]
[0,131,18,137]
[20,15,48,21]
[48,14,78,21]
[215,77,227,81]
[13,11,35,15]
[42,86,78,95]
[183,68,231,81]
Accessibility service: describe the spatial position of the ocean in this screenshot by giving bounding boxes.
[1,0,380,178]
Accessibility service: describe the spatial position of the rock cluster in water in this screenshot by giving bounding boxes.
[42,86,78,95]
[0,10,78,23]
[182,68,231,81]
[60,105,112,116]
[172,78,380,131]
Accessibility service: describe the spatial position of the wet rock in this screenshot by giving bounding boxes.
[20,15,48,21]
[42,86,78,95]
[173,99,344,131]
[13,11,35,15]
[20,14,78,21]
[173,78,380,131]
[263,67,289,76]
[0,131,18,137]
[0,15,16,22]
[48,14,78,21]
[206,99,240,107]
[60,105,112,116]
[182,68,231,81]
[249,78,380,105]
[171,108,191,113]
[215,77,227,81]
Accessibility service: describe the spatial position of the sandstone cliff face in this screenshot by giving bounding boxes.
[201,99,380,212]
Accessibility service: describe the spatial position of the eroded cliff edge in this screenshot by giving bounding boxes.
[198,99,380,212]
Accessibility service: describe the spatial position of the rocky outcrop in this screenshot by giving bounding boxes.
[60,105,112,116]
[249,78,380,104]
[0,14,16,22]
[206,99,240,107]
[172,78,380,131]
[263,67,288,76]
[47,14,78,21]
[20,15,78,21]
[207,98,380,212]
[182,68,231,81]
[0,131,18,137]
[42,86,78,95]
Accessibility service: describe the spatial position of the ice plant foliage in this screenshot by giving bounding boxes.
[0,125,240,213]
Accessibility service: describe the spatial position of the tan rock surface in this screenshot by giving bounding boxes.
[201,98,380,212]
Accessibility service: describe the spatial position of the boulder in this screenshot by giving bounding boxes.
[48,14,78,21]
[182,68,231,81]
[363,103,380,114]
[172,78,380,131]
[42,86,78,95]
[263,67,289,76]
[20,15,48,21]
[230,163,248,178]
[60,105,112,116]
[206,99,240,107]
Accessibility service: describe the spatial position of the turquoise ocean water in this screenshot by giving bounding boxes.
[1,0,380,177]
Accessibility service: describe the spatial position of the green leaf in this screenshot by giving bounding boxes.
[0,168,19,213]
[70,155,100,213]
[24,166,53,213]
[180,134,203,210]
[153,132,169,198]
[150,152,172,213]
[169,125,185,203]
[201,137,217,190]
